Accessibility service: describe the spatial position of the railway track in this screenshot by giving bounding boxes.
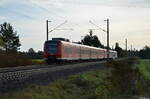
[0,60,105,73]
[0,60,107,92]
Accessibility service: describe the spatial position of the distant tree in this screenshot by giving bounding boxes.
[82,30,93,46]
[0,36,4,46]
[0,22,21,52]
[0,36,4,51]
[139,46,150,59]
[24,49,44,59]
[27,48,36,59]
[76,41,82,44]
[92,35,104,47]
[37,50,43,58]
[115,42,124,57]
[37,50,43,54]
[82,30,104,48]
[28,48,35,53]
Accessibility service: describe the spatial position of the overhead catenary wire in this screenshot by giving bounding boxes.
[89,20,106,32]
[48,20,68,33]
[54,28,74,30]
[89,19,110,60]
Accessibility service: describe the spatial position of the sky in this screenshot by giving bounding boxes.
[0,0,150,51]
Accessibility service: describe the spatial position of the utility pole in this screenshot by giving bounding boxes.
[81,36,84,44]
[134,48,136,56]
[89,19,110,60]
[46,20,48,41]
[125,39,127,51]
[46,20,69,41]
[131,45,132,51]
[46,20,51,41]
[105,19,109,59]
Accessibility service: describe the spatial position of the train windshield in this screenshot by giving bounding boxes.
[46,41,58,54]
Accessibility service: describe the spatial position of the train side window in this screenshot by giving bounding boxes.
[65,46,72,54]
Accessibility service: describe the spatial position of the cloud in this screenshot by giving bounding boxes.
[29,0,150,8]
[0,0,150,51]
[0,16,7,20]
[0,0,10,5]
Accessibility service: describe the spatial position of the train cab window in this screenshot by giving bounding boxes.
[46,41,58,54]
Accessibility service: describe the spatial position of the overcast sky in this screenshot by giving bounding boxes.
[0,0,150,51]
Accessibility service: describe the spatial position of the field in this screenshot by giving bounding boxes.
[0,53,45,68]
[31,59,46,65]
[0,53,31,68]
[0,69,112,99]
[0,58,150,99]
[137,59,150,80]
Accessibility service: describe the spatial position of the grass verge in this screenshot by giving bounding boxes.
[31,59,46,65]
[0,69,111,99]
[0,53,45,68]
[137,59,150,80]
[0,53,32,68]
[0,58,149,98]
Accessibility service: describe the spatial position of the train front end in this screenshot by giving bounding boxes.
[44,40,61,63]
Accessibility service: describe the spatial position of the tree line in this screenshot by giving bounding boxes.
[81,29,150,59]
[0,22,20,52]
[0,22,150,59]
[0,22,43,59]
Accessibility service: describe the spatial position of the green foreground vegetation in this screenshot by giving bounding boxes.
[31,59,45,65]
[138,59,150,80]
[0,58,150,99]
[0,52,45,68]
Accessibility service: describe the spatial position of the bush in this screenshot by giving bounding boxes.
[0,52,32,68]
[105,58,150,96]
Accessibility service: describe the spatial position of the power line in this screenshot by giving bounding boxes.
[126,39,127,51]
[54,28,73,30]
[104,19,110,60]
[89,20,106,32]
[46,20,70,41]
[89,19,110,60]
[48,20,68,33]
[88,28,100,31]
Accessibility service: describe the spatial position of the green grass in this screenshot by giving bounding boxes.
[138,59,150,80]
[0,53,32,68]
[0,52,45,68]
[0,58,149,99]
[31,59,45,65]
[0,69,111,99]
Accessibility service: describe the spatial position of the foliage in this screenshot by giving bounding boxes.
[31,59,45,65]
[25,48,43,59]
[106,58,150,96]
[0,52,32,68]
[0,36,4,46]
[0,22,21,52]
[0,52,45,68]
[20,49,43,59]
[137,59,150,80]
[82,30,104,48]
[114,42,140,57]
[106,58,140,95]
[28,48,35,53]
[0,59,149,98]
[0,69,111,99]
[139,46,150,59]
[0,36,4,51]
[115,42,127,57]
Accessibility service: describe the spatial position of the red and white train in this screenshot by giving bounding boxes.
[44,38,117,63]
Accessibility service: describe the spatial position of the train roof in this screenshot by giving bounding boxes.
[45,40,117,52]
[61,41,117,52]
